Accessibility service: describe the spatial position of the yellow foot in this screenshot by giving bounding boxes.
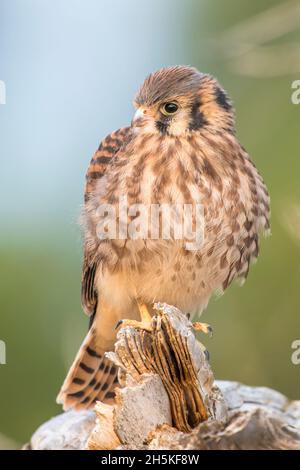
[115,302,153,332]
[192,322,213,337]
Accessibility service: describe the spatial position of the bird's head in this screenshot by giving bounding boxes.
[133,65,234,137]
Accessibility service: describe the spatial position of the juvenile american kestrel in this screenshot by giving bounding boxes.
[57,66,270,410]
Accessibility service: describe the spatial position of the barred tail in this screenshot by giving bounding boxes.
[56,327,118,410]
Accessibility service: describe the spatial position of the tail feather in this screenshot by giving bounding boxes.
[57,327,118,410]
[83,361,118,407]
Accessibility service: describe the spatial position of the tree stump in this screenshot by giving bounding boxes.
[88,303,226,449]
[27,303,300,450]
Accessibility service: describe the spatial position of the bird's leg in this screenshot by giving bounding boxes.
[115,302,153,332]
[192,322,213,337]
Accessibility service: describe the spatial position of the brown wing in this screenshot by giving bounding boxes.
[81,126,131,316]
[84,126,131,203]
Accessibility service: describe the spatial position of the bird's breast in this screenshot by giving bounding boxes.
[90,132,269,313]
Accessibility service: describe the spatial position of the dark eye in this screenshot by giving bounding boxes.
[161,102,179,116]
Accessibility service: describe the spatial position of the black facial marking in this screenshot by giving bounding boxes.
[189,99,207,131]
[215,86,231,111]
[155,120,169,134]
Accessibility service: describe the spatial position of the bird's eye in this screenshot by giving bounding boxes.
[161,102,179,116]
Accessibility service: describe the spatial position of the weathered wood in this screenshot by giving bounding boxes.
[27,304,300,450]
[86,303,227,449]
[28,380,300,450]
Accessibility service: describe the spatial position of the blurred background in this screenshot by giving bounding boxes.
[1,0,300,448]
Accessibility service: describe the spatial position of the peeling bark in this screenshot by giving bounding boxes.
[28,304,300,450]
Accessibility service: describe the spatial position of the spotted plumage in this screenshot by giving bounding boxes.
[57,66,270,410]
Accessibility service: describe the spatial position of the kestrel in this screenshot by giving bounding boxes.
[57,66,270,410]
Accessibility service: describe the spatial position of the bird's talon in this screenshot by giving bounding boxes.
[115,319,123,330]
[117,319,152,332]
[192,322,213,337]
[115,304,153,333]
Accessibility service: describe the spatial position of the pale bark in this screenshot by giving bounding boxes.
[28,304,300,450]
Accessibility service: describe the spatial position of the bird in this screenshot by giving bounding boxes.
[57,65,270,410]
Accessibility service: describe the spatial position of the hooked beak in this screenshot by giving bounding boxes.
[132,108,146,127]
